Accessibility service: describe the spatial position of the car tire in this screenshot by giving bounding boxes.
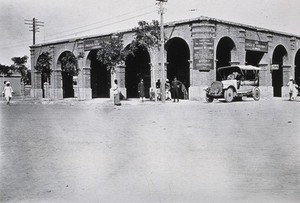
[224,87,234,102]
[205,96,213,103]
[252,87,260,101]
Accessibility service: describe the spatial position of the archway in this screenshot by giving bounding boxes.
[125,45,151,98]
[216,37,236,81]
[87,50,111,98]
[36,52,51,98]
[246,50,264,66]
[295,49,300,86]
[272,45,287,97]
[166,37,190,99]
[57,51,77,98]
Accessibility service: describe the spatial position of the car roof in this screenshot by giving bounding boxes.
[218,65,261,71]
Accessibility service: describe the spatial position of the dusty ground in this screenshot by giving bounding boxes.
[1,97,300,203]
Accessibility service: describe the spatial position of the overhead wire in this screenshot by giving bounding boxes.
[45,9,157,41]
[0,5,156,49]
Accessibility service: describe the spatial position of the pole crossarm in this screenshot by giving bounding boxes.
[24,17,44,45]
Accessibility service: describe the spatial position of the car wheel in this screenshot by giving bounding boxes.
[252,87,260,101]
[205,96,213,103]
[224,87,234,102]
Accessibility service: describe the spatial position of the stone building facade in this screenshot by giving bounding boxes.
[30,16,300,100]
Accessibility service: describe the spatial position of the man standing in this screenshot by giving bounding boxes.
[171,77,180,102]
[138,78,145,102]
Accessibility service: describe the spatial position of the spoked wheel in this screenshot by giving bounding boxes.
[205,95,213,103]
[252,87,260,101]
[224,87,234,102]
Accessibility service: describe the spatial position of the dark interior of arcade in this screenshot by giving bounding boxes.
[246,50,264,66]
[125,46,151,98]
[58,52,75,98]
[216,37,235,81]
[272,45,286,97]
[166,38,190,99]
[88,50,111,98]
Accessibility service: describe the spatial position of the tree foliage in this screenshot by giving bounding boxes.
[60,52,79,76]
[131,20,162,51]
[11,55,29,83]
[0,64,14,76]
[96,33,132,71]
[35,52,53,79]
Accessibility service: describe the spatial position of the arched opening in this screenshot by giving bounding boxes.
[57,51,77,98]
[246,50,264,66]
[125,45,151,98]
[216,37,236,81]
[166,37,190,99]
[295,49,300,86]
[36,53,51,98]
[272,45,287,97]
[87,49,111,98]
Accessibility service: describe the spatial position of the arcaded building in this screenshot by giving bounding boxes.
[30,16,300,100]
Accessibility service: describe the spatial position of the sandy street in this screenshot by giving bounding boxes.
[1,98,300,203]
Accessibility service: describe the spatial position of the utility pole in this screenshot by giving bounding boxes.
[24,18,44,45]
[156,0,167,102]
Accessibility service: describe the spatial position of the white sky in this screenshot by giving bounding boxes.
[0,0,299,66]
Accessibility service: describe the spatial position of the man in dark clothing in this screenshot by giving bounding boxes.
[171,77,180,102]
[138,78,145,102]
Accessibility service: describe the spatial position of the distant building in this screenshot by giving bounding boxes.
[30,16,300,100]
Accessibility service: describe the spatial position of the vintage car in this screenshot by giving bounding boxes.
[204,65,261,102]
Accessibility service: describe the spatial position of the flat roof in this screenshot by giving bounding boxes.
[31,16,299,48]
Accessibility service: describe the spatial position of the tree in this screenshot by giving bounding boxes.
[96,33,132,72]
[131,20,162,51]
[35,52,52,83]
[0,64,14,76]
[60,52,79,76]
[11,55,29,84]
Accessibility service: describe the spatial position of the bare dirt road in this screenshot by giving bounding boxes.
[1,98,300,203]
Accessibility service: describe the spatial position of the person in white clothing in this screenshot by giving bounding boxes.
[112,79,121,106]
[2,81,13,104]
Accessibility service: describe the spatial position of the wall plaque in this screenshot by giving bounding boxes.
[84,37,109,51]
[245,39,268,52]
[193,38,214,71]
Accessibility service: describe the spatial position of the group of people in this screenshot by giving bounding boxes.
[2,81,14,105]
[287,77,299,101]
[150,77,186,102]
[112,77,186,106]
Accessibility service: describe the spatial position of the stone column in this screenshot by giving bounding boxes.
[50,69,63,99]
[282,65,291,97]
[31,71,43,98]
[30,47,43,98]
[110,65,126,100]
[231,29,246,65]
[189,20,216,100]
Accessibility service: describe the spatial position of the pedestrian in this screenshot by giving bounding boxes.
[165,78,172,100]
[171,77,180,102]
[138,78,145,102]
[287,77,295,101]
[292,82,298,100]
[156,79,161,101]
[2,81,13,105]
[112,79,121,106]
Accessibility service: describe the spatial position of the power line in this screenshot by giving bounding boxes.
[45,10,156,41]
[0,8,156,50]
[46,5,155,39]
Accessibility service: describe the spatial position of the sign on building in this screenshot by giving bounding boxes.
[270,64,279,70]
[193,38,214,71]
[245,39,268,52]
[84,36,110,51]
